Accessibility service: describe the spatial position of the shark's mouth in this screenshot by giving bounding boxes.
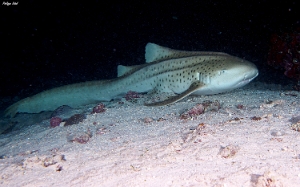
[237,72,259,87]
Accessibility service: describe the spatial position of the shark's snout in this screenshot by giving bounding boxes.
[239,71,258,86]
[244,67,259,81]
[235,63,259,87]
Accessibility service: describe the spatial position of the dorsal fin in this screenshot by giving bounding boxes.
[145,43,230,63]
[117,65,142,77]
[145,43,176,63]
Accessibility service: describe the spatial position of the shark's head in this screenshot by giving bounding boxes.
[229,60,258,89]
[197,56,259,95]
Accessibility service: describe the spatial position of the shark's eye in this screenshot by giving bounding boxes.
[218,70,226,75]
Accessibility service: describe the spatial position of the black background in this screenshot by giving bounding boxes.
[0,0,299,109]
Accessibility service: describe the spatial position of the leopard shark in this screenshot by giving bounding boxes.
[5,43,258,117]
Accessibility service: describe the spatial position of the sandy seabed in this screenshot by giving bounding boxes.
[1,81,300,187]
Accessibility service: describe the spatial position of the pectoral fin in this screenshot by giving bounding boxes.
[145,81,205,106]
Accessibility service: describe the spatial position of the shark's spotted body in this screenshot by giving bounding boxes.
[5,43,258,117]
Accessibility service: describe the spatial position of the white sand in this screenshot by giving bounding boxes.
[1,82,300,187]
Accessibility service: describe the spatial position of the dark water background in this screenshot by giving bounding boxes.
[0,0,299,109]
